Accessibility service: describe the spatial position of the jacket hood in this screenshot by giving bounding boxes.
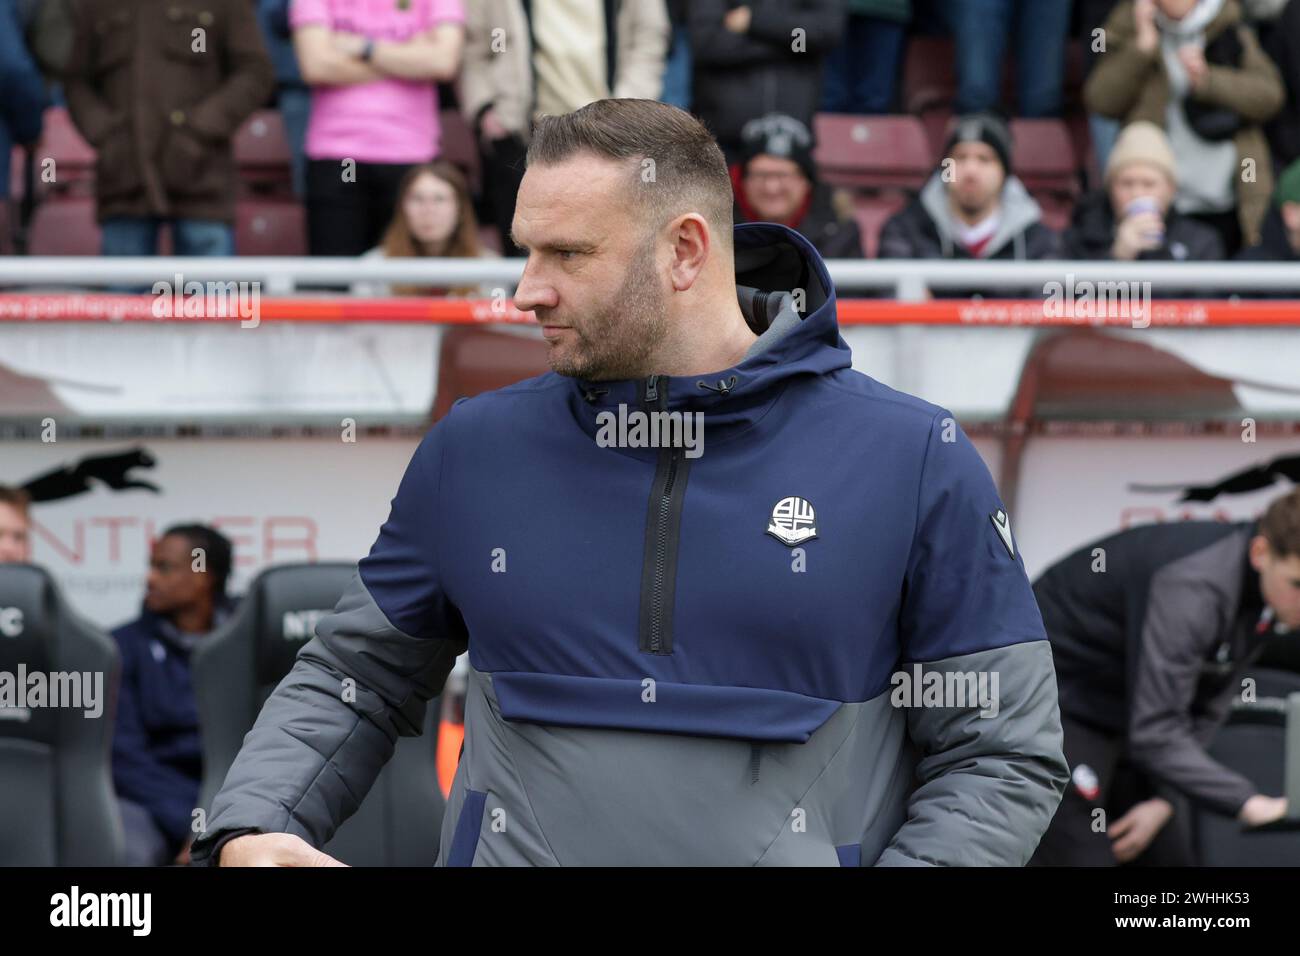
[569,222,851,444]
[918,171,1044,258]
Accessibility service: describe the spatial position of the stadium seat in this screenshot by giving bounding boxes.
[32,107,96,195]
[192,563,446,866]
[27,196,100,255]
[432,325,549,421]
[236,199,307,256]
[1010,118,1080,202]
[813,114,933,192]
[1191,668,1300,866]
[851,193,906,259]
[0,564,124,865]
[233,109,293,194]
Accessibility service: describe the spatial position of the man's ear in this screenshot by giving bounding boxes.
[1249,534,1273,572]
[667,213,710,293]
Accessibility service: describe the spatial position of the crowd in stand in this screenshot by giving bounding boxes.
[1,0,1299,286]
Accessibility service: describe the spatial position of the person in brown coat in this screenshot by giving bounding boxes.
[64,0,274,256]
[1084,0,1285,254]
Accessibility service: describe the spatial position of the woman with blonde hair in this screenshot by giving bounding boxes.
[354,160,499,298]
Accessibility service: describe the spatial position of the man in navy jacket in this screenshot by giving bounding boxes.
[113,524,234,865]
[195,99,1069,867]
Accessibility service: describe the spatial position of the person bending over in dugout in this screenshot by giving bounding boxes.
[191,98,1069,868]
[1030,488,1300,866]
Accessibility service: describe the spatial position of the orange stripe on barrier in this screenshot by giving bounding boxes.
[1,295,1299,325]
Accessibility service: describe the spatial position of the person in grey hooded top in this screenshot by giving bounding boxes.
[878,112,1062,295]
[191,99,1068,868]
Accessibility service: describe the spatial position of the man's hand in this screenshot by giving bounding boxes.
[1112,210,1165,259]
[173,838,193,866]
[1238,794,1288,827]
[331,31,369,58]
[1109,797,1173,862]
[219,833,349,867]
[1134,0,1159,55]
[724,5,751,34]
[1178,45,1209,90]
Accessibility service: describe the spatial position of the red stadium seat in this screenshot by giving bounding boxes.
[233,109,293,194]
[1010,118,1080,200]
[27,196,100,255]
[31,107,96,195]
[235,199,307,255]
[850,194,906,259]
[813,114,933,191]
[432,326,548,421]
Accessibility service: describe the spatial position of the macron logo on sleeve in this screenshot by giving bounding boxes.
[989,509,1015,559]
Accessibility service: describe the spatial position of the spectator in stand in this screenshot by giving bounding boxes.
[0,0,47,254]
[460,0,669,256]
[112,524,236,866]
[257,0,311,198]
[291,0,465,257]
[1237,156,1300,261]
[662,0,693,110]
[948,0,1073,117]
[1084,0,1285,256]
[0,486,32,563]
[1078,0,1126,172]
[879,112,1061,263]
[351,160,499,298]
[821,0,911,115]
[63,0,274,256]
[731,113,864,258]
[689,0,846,163]
[1256,0,1300,168]
[1063,121,1225,260]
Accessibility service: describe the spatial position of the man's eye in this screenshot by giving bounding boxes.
[557,250,578,260]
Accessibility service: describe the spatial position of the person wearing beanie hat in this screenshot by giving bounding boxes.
[731,113,865,259]
[879,111,1061,288]
[1062,120,1225,263]
[1237,156,1300,263]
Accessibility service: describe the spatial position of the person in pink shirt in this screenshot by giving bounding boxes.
[291,0,465,255]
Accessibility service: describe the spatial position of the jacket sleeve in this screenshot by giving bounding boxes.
[1083,3,1159,120]
[1194,26,1285,124]
[110,637,202,847]
[189,422,468,864]
[746,0,846,56]
[62,7,120,147]
[611,0,669,100]
[0,0,47,145]
[1126,570,1257,816]
[182,0,276,141]
[874,411,1069,866]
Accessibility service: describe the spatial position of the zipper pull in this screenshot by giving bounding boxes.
[643,374,659,405]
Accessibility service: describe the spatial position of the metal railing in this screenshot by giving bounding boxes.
[0,257,1297,299]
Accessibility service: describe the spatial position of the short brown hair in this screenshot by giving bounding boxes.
[1260,487,1300,559]
[0,486,30,516]
[525,98,735,253]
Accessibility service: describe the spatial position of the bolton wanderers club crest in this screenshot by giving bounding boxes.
[766,496,817,546]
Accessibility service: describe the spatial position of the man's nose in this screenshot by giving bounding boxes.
[512,259,558,314]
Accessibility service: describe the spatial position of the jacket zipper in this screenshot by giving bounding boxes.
[637,374,690,655]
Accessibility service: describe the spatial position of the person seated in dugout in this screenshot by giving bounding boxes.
[1029,487,1300,866]
[111,524,237,866]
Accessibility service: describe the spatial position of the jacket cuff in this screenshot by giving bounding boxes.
[189,827,264,867]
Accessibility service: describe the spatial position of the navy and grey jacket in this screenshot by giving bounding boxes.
[112,601,233,847]
[191,222,1068,867]
[1034,521,1271,816]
